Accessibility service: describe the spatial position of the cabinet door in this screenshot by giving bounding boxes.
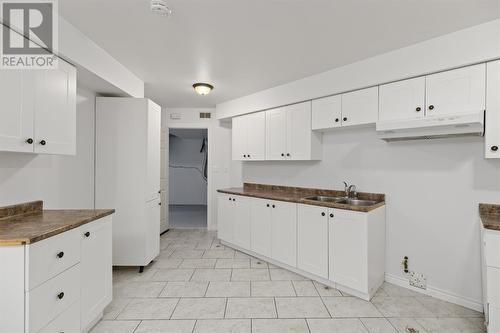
[146,199,161,262]
[379,77,425,122]
[425,64,485,117]
[146,101,161,202]
[266,108,287,160]
[312,95,342,130]
[217,194,234,243]
[341,87,378,126]
[250,198,272,257]
[233,196,251,249]
[34,60,76,155]
[232,115,247,160]
[0,71,35,153]
[486,60,500,158]
[287,102,312,160]
[330,209,368,292]
[80,217,112,331]
[297,204,328,278]
[246,112,266,160]
[271,201,297,267]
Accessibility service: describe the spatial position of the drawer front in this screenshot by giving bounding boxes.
[488,267,500,308]
[27,229,81,290]
[38,300,80,333]
[27,264,80,333]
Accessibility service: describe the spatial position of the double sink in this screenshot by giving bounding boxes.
[303,195,377,207]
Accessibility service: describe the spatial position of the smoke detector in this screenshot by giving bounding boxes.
[150,0,173,17]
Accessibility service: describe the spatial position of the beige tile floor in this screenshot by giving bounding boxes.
[91,229,486,333]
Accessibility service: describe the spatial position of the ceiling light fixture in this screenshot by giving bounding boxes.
[193,83,214,96]
[150,0,173,17]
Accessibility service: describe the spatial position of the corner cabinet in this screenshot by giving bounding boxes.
[486,60,500,159]
[266,101,322,160]
[0,59,77,155]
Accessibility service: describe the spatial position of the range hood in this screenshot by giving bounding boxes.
[376,111,485,142]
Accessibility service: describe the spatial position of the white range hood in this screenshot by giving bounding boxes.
[376,111,485,142]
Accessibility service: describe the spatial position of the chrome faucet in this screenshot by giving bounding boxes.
[343,181,358,199]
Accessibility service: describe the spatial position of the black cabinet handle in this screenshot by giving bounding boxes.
[281,153,285,157]
[266,204,270,207]
[272,205,275,208]
[243,155,247,158]
[329,213,334,218]
[39,140,46,146]
[492,146,499,152]
[286,153,290,157]
[343,117,347,121]
[248,154,251,158]
[158,190,161,194]
[229,197,232,201]
[57,292,64,300]
[416,107,421,112]
[84,231,90,238]
[335,118,339,123]
[232,198,236,202]
[321,212,325,216]
[158,202,161,206]
[26,138,33,144]
[428,105,434,110]
[57,251,64,259]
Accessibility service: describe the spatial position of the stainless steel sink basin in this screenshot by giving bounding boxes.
[303,196,346,203]
[337,198,378,206]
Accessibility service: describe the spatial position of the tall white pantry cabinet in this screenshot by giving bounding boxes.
[96,98,162,269]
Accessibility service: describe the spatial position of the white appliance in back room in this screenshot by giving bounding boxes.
[95,97,162,272]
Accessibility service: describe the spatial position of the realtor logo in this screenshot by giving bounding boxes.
[1,0,58,69]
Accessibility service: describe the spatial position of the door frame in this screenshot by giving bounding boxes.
[165,123,213,230]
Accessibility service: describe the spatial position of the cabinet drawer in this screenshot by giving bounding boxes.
[38,300,80,333]
[487,267,500,308]
[26,264,81,333]
[26,229,81,290]
[485,231,500,268]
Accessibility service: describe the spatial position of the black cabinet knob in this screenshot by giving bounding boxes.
[272,205,275,208]
[229,198,232,201]
[158,202,161,206]
[26,138,33,144]
[243,154,247,158]
[232,198,235,202]
[158,190,161,194]
[343,117,347,121]
[57,292,64,299]
[335,118,339,123]
[281,153,285,157]
[321,212,325,216]
[57,251,64,259]
[330,213,334,218]
[428,105,434,110]
[248,154,251,158]
[39,140,46,146]
[492,146,499,152]
[84,231,90,238]
[286,153,290,157]
[416,107,421,112]
[266,204,270,207]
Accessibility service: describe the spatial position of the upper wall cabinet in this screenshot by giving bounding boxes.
[0,60,77,155]
[486,60,500,159]
[379,64,486,123]
[232,112,266,161]
[312,87,378,130]
[266,101,322,161]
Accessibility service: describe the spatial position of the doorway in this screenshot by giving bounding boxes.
[168,128,208,229]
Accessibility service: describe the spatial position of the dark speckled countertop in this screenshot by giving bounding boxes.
[0,201,115,245]
[218,183,385,213]
[480,203,500,231]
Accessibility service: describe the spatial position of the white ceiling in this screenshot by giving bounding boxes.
[60,0,500,108]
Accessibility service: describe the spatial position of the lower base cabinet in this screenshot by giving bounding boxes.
[218,192,386,300]
[482,225,500,332]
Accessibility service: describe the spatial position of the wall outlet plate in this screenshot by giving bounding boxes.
[409,271,426,289]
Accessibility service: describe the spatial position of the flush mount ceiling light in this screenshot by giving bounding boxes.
[150,0,173,17]
[193,83,214,96]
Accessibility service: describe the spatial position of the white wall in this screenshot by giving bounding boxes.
[169,134,208,205]
[216,19,500,119]
[0,87,96,209]
[241,128,500,309]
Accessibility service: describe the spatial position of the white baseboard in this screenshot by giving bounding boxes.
[385,273,484,312]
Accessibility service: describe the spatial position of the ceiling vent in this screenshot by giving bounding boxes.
[200,112,211,119]
[150,0,173,17]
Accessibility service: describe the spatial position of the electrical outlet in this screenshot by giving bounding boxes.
[409,271,426,289]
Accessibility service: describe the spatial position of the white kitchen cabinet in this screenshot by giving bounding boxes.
[312,94,342,130]
[379,77,426,122]
[341,87,379,127]
[96,98,161,268]
[233,197,252,249]
[232,112,266,161]
[250,198,272,258]
[426,64,485,117]
[271,200,297,267]
[218,193,235,243]
[297,204,329,278]
[80,217,113,332]
[486,60,500,159]
[266,101,322,160]
[482,224,500,332]
[0,59,76,155]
